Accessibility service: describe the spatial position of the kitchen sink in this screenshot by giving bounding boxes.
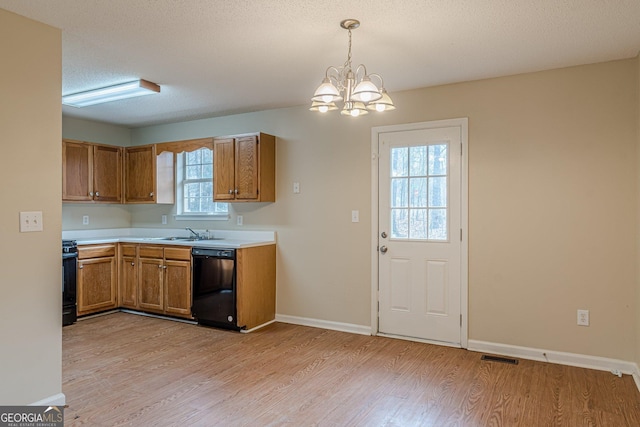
[160,236,225,242]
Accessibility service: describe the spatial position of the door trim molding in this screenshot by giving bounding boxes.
[370,118,469,348]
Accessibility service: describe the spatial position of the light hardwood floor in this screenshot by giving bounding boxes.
[63,312,640,426]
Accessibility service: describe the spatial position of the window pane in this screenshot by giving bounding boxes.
[186,165,200,180]
[202,148,213,163]
[186,150,199,164]
[391,209,408,238]
[391,178,408,208]
[409,209,428,239]
[428,144,447,175]
[185,183,199,197]
[409,178,427,208]
[428,177,447,207]
[391,147,408,177]
[202,164,213,179]
[428,209,447,240]
[409,146,427,176]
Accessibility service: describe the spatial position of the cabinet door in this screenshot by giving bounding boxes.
[77,257,117,315]
[125,145,155,203]
[119,246,138,309]
[138,257,164,312]
[213,138,235,200]
[93,144,122,203]
[235,136,259,200]
[164,259,192,317]
[62,140,93,202]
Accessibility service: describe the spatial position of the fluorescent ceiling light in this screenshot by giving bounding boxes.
[62,79,160,107]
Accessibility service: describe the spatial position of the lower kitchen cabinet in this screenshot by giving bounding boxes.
[135,245,192,319]
[119,244,138,309]
[77,244,118,316]
[237,244,276,330]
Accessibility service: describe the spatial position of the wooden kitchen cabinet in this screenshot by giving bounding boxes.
[119,244,138,309]
[77,244,118,316]
[236,244,276,330]
[213,133,275,202]
[62,139,122,203]
[137,245,192,318]
[124,145,174,204]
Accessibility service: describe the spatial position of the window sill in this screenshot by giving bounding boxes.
[174,214,229,221]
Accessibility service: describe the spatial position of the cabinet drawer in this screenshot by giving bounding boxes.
[139,246,164,258]
[78,244,116,259]
[164,247,191,261]
[120,245,137,257]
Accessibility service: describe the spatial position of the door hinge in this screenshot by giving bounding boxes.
[460,314,462,327]
[460,143,463,155]
[460,229,462,241]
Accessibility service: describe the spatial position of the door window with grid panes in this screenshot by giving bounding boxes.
[390,144,448,240]
[177,148,228,216]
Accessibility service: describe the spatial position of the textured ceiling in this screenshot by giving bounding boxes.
[1,0,640,128]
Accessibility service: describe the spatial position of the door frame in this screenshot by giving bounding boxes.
[370,118,469,348]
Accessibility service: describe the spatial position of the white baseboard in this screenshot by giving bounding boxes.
[276,314,371,336]
[468,339,638,379]
[31,392,65,406]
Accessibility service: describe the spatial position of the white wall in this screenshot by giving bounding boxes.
[63,58,639,363]
[0,9,62,404]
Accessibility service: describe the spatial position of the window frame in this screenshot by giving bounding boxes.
[174,148,229,221]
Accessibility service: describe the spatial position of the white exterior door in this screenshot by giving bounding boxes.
[376,121,465,345]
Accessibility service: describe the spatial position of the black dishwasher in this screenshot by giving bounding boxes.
[191,248,240,330]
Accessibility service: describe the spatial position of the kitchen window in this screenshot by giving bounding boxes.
[175,147,228,219]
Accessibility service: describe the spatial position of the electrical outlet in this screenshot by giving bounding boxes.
[577,309,589,326]
[82,215,89,225]
[19,211,43,232]
[293,182,300,194]
[161,215,167,225]
[237,215,243,226]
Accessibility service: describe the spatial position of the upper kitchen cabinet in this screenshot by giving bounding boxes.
[62,139,122,203]
[213,133,275,202]
[124,144,174,204]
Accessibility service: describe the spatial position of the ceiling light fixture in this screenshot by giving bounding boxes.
[62,79,161,108]
[310,19,395,117]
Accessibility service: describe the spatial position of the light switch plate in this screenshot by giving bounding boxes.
[237,215,243,226]
[352,210,359,223]
[293,182,300,194]
[20,211,43,232]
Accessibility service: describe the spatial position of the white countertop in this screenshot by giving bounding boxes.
[62,228,276,249]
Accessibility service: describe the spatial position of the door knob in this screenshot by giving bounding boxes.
[380,246,388,254]
[381,232,387,238]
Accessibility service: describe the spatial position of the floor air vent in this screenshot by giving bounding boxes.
[481,354,519,365]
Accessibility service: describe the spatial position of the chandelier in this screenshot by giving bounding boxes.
[310,19,395,117]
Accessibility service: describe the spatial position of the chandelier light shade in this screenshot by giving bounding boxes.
[310,19,394,116]
[62,79,161,108]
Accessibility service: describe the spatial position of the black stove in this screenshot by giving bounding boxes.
[62,240,78,326]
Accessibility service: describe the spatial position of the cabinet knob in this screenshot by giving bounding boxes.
[79,264,83,269]
[228,189,233,194]
[158,265,162,268]
[234,189,238,194]
[149,192,154,197]
[89,192,93,197]
[95,191,100,197]
[163,265,167,269]
[131,262,135,266]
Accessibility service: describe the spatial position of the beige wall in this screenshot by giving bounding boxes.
[637,54,640,368]
[64,58,639,362]
[1,9,62,404]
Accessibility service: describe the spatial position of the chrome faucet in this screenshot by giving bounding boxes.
[186,227,201,239]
